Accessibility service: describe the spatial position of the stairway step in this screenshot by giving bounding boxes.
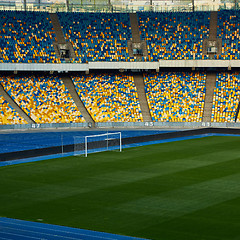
[133,74,152,122]
[129,13,148,58]
[49,13,76,60]
[129,13,141,43]
[61,76,94,126]
[203,73,216,122]
[49,13,66,43]
[209,11,218,39]
[0,83,35,124]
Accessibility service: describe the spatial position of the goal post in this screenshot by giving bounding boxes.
[74,132,122,157]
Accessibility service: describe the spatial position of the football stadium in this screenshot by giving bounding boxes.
[0,0,240,239]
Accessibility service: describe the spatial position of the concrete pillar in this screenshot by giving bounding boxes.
[150,0,153,11]
[108,0,113,13]
[66,0,69,12]
[24,0,26,11]
[235,0,238,9]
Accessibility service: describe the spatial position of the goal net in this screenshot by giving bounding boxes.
[74,132,122,157]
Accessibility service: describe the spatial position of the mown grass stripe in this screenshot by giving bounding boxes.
[0,136,240,240]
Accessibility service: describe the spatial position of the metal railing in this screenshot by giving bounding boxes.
[0,2,238,13]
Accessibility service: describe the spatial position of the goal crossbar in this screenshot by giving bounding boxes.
[74,132,122,157]
[85,132,122,157]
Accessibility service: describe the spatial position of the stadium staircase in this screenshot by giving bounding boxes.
[49,13,66,43]
[61,75,95,126]
[235,102,240,122]
[129,13,141,43]
[209,11,218,39]
[49,13,76,61]
[0,83,35,124]
[133,74,152,122]
[203,72,216,122]
[203,11,222,58]
[128,13,148,60]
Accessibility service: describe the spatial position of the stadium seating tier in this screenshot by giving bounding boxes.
[72,73,143,122]
[212,72,240,122]
[0,94,27,124]
[144,72,206,122]
[216,10,240,60]
[0,75,85,123]
[138,11,210,61]
[57,12,133,63]
[0,10,58,63]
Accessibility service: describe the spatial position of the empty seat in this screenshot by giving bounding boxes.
[72,73,143,122]
[144,72,206,122]
[0,75,85,123]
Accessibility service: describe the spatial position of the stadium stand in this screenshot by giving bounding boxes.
[57,12,133,63]
[1,10,240,126]
[72,73,143,122]
[144,72,206,122]
[211,72,240,122]
[216,10,240,60]
[0,94,27,124]
[0,75,85,123]
[138,11,210,61]
[0,10,58,63]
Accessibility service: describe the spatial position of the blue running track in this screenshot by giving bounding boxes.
[0,217,148,240]
[0,130,177,154]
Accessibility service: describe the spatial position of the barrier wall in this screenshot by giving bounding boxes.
[0,122,88,130]
[1,121,240,130]
[0,60,240,72]
[0,63,89,72]
[96,122,240,128]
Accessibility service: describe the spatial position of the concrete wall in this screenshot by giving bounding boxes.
[1,60,240,72]
[1,122,240,130]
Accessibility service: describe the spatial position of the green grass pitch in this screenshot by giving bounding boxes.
[0,136,240,240]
